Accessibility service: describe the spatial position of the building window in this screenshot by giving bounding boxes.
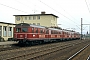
[25,17,27,20]
[33,16,36,20]
[37,16,40,19]
[3,26,7,36]
[0,26,2,36]
[8,27,12,37]
[37,23,40,25]
[29,16,32,20]
[16,17,20,21]
[33,23,36,25]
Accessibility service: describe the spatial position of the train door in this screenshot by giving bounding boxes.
[45,29,49,38]
[48,29,51,39]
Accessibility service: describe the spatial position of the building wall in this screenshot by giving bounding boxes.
[51,16,57,27]
[15,15,57,27]
[0,23,15,41]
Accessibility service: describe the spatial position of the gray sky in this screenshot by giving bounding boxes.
[0,0,90,34]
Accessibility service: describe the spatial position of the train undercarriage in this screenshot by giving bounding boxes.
[16,38,80,46]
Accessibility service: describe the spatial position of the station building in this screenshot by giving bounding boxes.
[13,12,59,27]
[0,22,15,41]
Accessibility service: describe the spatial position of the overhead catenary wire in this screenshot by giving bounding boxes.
[54,1,79,23]
[13,0,34,11]
[85,0,90,13]
[13,0,40,14]
[38,0,80,29]
[13,0,81,30]
[0,0,81,30]
[85,0,90,23]
[0,3,28,13]
[14,0,31,8]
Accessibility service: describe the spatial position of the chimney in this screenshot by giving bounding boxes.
[41,11,46,14]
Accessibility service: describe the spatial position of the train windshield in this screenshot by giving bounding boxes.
[22,28,28,32]
[16,27,28,32]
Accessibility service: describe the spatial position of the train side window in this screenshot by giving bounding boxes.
[16,28,21,32]
[51,30,53,34]
[40,29,43,33]
[57,32,59,34]
[46,30,49,34]
[32,28,34,33]
[55,31,57,34]
[53,31,54,34]
[57,31,58,34]
[43,29,45,33]
[35,28,38,33]
[59,32,61,34]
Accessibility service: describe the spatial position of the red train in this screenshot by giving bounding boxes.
[14,23,80,44]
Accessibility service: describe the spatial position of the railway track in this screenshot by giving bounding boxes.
[0,41,76,59]
[21,40,90,60]
[42,40,90,60]
[7,43,73,60]
[67,44,89,60]
[0,39,89,60]
[87,55,90,60]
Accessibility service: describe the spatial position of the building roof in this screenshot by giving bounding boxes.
[13,14,59,18]
[0,22,16,25]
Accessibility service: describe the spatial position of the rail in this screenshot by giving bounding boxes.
[67,44,89,60]
[87,55,90,60]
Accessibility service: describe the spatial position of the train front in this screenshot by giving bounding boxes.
[13,23,29,44]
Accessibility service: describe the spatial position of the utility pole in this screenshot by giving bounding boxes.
[81,18,83,40]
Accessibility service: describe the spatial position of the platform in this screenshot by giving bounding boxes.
[0,41,18,46]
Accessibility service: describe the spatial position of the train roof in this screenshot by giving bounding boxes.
[15,23,46,28]
[48,28,62,31]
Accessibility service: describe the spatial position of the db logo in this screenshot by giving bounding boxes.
[20,35,23,37]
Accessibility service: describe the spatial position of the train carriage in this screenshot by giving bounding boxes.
[13,23,80,45]
[48,28,63,42]
[14,23,47,44]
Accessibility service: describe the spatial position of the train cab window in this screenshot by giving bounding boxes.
[40,29,43,33]
[22,28,28,32]
[16,28,21,32]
